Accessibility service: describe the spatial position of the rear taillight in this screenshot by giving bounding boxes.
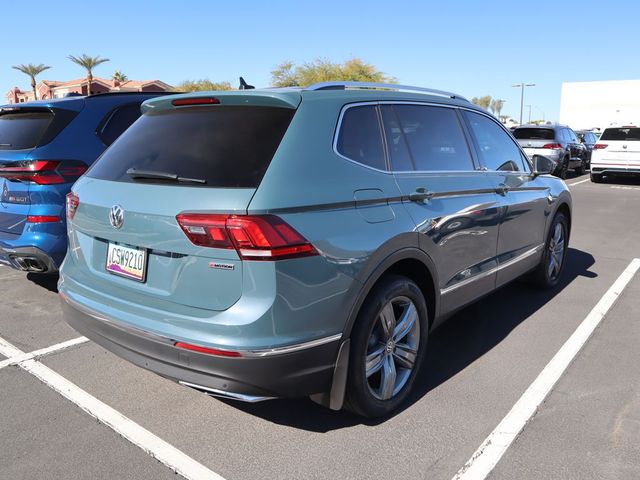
[66,192,79,220]
[593,144,608,150]
[542,143,562,150]
[176,213,318,261]
[0,160,87,185]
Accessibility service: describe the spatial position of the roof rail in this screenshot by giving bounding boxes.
[87,91,177,98]
[304,81,468,101]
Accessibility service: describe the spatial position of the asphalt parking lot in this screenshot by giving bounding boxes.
[1,173,639,480]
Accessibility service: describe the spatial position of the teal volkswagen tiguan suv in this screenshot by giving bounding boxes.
[59,82,571,418]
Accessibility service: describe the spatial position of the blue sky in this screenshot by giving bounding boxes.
[2,0,639,122]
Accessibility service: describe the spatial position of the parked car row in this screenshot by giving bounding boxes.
[1,83,572,418]
[512,123,591,179]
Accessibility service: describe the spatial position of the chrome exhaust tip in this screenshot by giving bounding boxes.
[178,381,275,403]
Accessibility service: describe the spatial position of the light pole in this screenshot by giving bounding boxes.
[512,82,535,125]
[526,104,532,123]
[533,105,545,122]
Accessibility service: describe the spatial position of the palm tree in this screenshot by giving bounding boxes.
[494,99,505,119]
[11,63,51,101]
[112,70,128,83]
[68,54,110,95]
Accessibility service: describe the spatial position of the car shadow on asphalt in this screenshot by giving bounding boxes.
[598,176,640,186]
[26,272,59,293]
[227,247,596,431]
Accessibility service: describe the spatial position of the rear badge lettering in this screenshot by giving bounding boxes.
[209,262,234,270]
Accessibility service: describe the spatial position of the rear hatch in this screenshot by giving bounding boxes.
[68,91,300,313]
[0,106,78,236]
[595,127,640,168]
[512,127,558,156]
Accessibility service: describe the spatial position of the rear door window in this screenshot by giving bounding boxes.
[384,104,474,172]
[601,128,640,141]
[87,106,295,188]
[464,110,529,172]
[336,105,386,170]
[98,103,143,146]
[0,111,53,150]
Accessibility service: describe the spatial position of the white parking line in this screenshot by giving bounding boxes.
[0,335,226,480]
[452,257,640,480]
[0,336,89,370]
[567,178,590,186]
[611,185,640,191]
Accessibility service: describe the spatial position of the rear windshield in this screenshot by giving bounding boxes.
[0,111,54,150]
[87,106,295,188]
[512,128,555,140]
[600,128,640,141]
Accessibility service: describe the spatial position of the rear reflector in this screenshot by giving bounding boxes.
[0,160,87,184]
[176,213,318,261]
[174,341,241,357]
[171,97,220,106]
[27,215,60,223]
[542,143,562,150]
[593,143,608,150]
[66,192,79,219]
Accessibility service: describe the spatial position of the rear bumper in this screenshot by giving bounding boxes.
[0,244,58,273]
[591,166,640,176]
[60,291,341,400]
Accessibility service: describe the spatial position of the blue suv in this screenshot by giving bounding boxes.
[0,92,169,273]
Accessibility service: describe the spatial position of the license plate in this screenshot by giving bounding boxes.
[105,242,147,282]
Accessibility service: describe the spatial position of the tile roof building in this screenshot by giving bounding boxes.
[5,77,172,104]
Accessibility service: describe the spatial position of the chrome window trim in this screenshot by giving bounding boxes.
[333,102,393,174]
[333,100,485,175]
[440,243,544,295]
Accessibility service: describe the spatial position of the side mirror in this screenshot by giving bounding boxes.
[532,154,555,176]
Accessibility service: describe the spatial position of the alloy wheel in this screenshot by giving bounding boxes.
[365,296,420,401]
[547,223,565,281]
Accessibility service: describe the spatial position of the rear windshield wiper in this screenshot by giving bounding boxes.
[126,168,206,184]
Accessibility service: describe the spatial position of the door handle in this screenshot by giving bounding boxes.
[408,187,434,203]
[495,183,509,196]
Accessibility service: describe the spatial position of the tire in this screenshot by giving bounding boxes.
[555,158,568,179]
[531,212,569,289]
[590,172,603,183]
[344,275,429,418]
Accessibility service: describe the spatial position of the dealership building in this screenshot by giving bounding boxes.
[559,80,640,130]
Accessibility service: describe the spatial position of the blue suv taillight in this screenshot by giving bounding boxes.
[0,160,87,184]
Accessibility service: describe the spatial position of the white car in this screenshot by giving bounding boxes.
[590,125,640,182]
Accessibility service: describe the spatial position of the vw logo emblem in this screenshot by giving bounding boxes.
[109,205,124,229]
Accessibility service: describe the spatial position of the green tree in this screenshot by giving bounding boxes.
[68,54,110,95]
[271,57,395,87]
[11,63,51,100]
[174,79,233,92]
[471,95,492,110]
[112,70,128,83]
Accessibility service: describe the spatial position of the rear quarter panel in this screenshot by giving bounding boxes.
[249,93,427,336]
